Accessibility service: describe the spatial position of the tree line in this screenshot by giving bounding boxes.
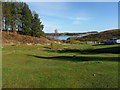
[2,2,44,37]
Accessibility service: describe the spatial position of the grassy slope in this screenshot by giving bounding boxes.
[2,44,119,88]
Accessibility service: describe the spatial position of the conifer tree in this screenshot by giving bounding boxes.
[21,3,33,35]
[32,12,44,37]
[3,2,12,31]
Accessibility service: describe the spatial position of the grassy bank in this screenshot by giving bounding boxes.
[2,44,119,88]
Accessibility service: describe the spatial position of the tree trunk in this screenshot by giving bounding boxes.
[11,21,16,33]
[11,22,17,34]
[12,26,17,34]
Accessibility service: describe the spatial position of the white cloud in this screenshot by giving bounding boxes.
[71,17,91,24]
[71,17,91,21]
[27,2,69,19]
[73,21,81,24]
[73,17,90,21]
[27,2,92,23]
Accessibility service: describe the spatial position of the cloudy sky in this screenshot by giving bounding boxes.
[27,2,118,33]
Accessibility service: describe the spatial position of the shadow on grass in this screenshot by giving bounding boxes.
[92,44,120,46]
[92,44,108,46]
[28,55,119,62]
[46,46,120,54]
[43,46,51,49]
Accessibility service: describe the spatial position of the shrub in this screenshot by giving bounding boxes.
[50,42,55,49]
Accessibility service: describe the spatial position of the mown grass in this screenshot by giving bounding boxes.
[2,44,119,88]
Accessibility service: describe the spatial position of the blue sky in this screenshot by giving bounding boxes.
[27,2,118,33]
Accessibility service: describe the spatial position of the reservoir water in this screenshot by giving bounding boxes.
[46,35,83,40]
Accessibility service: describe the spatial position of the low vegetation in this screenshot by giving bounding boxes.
[64,40,83,44]
[2,31,52,45]
[3,44,119,88]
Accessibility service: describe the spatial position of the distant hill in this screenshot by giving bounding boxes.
[45,31,98,36]
[2,31,59,45]
[68,29,120,41]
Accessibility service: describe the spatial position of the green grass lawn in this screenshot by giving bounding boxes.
[2,44,119,88]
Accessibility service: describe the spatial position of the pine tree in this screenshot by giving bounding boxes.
[31,11,44,37]
[11,2,22,33]
[21,3,33,35]
[2,2,12,31]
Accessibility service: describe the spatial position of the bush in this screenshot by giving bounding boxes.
[50,42,55,49]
